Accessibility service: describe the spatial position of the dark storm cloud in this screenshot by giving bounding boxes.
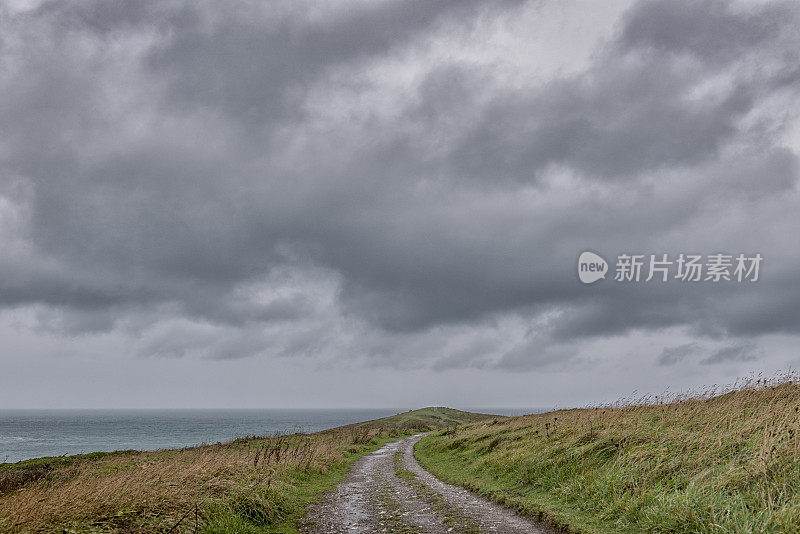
[700,342,762,365]
[620,0,786,63]
[656,343,699,366]
[139,0,510,127]
[451,67,753,181]
[447,0,796,184]
[1,0,799,367]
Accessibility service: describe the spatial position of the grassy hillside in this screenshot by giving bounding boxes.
[415,377,800,534]
[0,407,490,533]
[340,406,500,431]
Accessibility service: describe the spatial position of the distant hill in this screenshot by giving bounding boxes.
[337,407,501,431]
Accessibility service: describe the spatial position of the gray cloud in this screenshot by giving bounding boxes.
[700,342,762,365]
[620,0,786,63]
[0,0,798,375]
[451,66,753,181]
[656,342,699,366]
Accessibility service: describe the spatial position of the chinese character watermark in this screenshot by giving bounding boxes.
[578,252,762,285]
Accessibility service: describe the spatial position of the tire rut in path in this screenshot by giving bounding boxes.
[302,433,556,534]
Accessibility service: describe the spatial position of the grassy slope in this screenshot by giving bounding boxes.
[415,380,800,534]
[0,407,491,533]
[341,407,499,431]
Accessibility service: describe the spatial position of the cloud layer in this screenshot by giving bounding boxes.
[1,0,799,380]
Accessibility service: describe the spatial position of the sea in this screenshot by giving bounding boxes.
[0,408,540,464]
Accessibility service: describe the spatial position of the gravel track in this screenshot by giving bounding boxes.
[302,433,556,534]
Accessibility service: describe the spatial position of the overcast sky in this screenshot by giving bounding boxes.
[1,0,799,409]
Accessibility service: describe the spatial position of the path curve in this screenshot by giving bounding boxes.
[302,433,556,534]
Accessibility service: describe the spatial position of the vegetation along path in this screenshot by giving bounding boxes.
[302,433,555,534]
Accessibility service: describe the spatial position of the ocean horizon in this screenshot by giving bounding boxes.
[0,408,542,464]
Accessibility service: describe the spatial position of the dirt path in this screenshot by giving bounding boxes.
[302,433,556,534]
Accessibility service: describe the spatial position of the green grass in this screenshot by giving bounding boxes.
[0,450,132,473]
[340,407,500,431]
[415,377,800,534]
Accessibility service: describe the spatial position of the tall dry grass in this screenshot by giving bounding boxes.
[0,427,384,533]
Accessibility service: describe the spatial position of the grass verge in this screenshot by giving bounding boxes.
[392,450,479,534]
[415,376,800,534]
